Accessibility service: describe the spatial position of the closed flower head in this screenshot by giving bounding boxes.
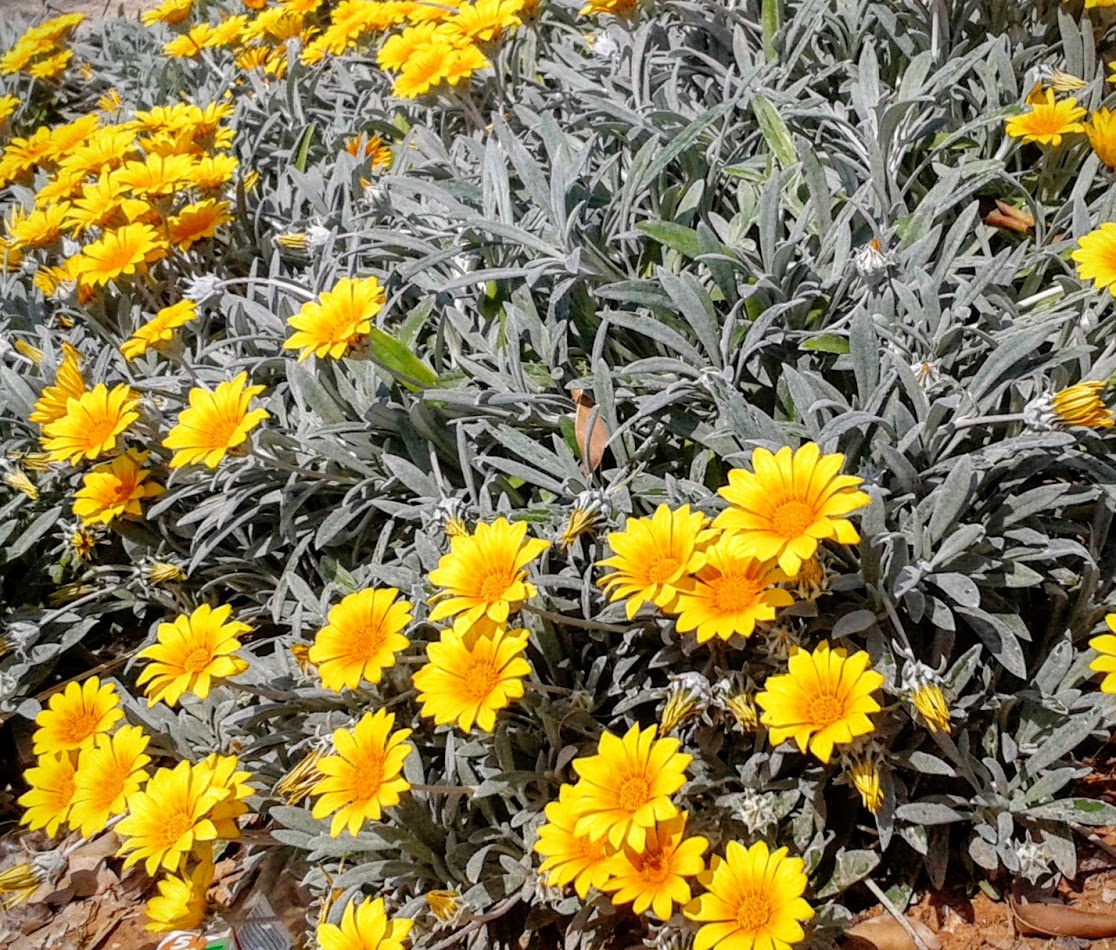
[427,517,549,629]
[570,723,691,851]
[714,443,870,577]
[163,372,269,468]
[136,603,251,706]
[1086,108,1116,168]
[311,709,413,837]
[597,504,715,619]
[757,641,884,763]
[144,859,213,933]
[309,588,412,691]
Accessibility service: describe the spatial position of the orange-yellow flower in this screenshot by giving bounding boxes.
[1004,90,1085,147]
[41,383,140,464]
[163,372,269,468]
[72,449,165,525]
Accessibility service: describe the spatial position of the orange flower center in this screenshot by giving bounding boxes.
[199,414,242,451]
[182,646,215,673]
[638,850,671,885]
[111,477,137,504]
[351,751,385,800]
[616,774,650,813]
[463,656,500,702]
[351,623,386,661]
[709,572,762,612]
[646,556,681,584]
[161,808,195,847]
[735,891,772,931]
[100,238,144,275]
[770,499,814,538]
[807,693,843,727]
[57,709,100,746]
[86,411,124,449]
[477,570,513,602]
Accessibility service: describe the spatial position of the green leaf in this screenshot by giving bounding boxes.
[369,328,438,391]
[636,220,702,259]
[801,334,849,354]
[816,849,879,898]
[761,0,781,61]
[752,95,796,170]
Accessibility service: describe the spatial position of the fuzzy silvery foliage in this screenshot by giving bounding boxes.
[2,0,1116,945]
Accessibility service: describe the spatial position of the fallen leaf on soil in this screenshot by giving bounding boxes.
[981,199,1035,235]
[1011,898,1116,937]
[572,389,607,474]
[845,916,942,950]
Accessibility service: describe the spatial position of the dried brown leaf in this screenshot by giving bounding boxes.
[844,916,941,950]
[572,389,607,474]
[1011,898,1116,938]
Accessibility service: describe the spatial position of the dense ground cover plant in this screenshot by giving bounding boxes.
[5,0,1116,946]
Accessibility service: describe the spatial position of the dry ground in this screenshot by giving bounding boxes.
[7,0,154,23]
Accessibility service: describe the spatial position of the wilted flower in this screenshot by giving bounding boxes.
[845,748,885,814]
[733,787,779,835]
[659,672,712,734]
[1037,65,1086,93]
[2,467,38,501]
[853,237,891,283]
[183,272,223,304]
[1016,838,1051,884]
[900,659,952,734]
[557,488,611,550]
[428,496,470,538]
[425,890,463,924]
[145,560,188,585]
[275,744,327,806]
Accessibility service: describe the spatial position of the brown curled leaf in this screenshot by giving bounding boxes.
[1011,898,1116,938]
[981,198,1035,234]
[572,388,608,475]
[844,916,941,950]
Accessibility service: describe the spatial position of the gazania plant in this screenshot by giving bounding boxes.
[5,0,1116,947]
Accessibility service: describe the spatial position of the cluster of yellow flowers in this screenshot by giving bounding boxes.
[1004,78,1116,301]
[16,676,251,933]
[0,13,83,82]
[0,79,238,292]
[143,0,527,100]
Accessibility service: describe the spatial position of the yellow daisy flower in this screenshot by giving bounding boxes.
[145,859,213,933]
[684,840,814,950]
[1086,108,1116,169]
[121,300,199,361]
[68,725,151,837]
[18,752,77,837]
[413,623,531,733]
[1089,613,1116,693]
[29,342,86,428]
[377,23,442,71]
[443,44,490,85]
[427,517,549,629]
[444,0,523,43]
[317,897,414,950]
[596,504,715,620]
[64,172,127,236]
[570,723,691,851]
[392,42,454,99]
[28,50,73,82]
[601,813,707,920]
[72,449,165,525]
[0,93,19,125]
[73,223,168,288]
[32,676,123,756]
[580,0,637,15]
[1004,89,1085,146]
[756,641,884,763]
[6,204,68,251]
[195,753,254,837]
[1072,223,1116,296]
[310,709,414,837]
[670,533,794,642]
[714,443,870,577]
[141,0,195,26]
[533,784,615,898]
[283,275,387,361]
[167,199,232,252]
[135,603,251,707]
[162,372,270,468]
[308,588,412,691]
[189,154,239,190]
[116,760,226,875]
[45,114,101,163]
[40,383,140,464]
